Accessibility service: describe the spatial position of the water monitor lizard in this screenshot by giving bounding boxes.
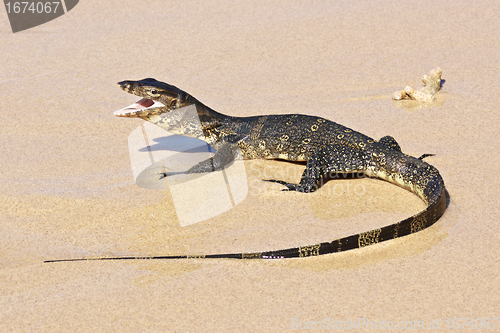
[46,78,448,262]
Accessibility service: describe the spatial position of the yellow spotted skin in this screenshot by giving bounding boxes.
[43,79,448,263]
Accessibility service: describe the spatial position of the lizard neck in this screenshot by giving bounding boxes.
[144,95,234,142]
[189,96,233,128]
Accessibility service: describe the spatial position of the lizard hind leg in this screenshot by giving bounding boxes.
[378,135,402,152]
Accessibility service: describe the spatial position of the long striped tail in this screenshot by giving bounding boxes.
[44,180,447,262]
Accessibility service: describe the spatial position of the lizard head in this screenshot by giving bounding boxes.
[114,78,192,119]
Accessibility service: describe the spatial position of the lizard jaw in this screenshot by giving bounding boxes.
[114,98,165,117]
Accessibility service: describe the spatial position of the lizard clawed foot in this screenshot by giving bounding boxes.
[158,171,184,179]
[263,179,316,192]
[263,179,297,191]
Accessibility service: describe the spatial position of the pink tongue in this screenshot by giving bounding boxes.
[134,98,154,109]
[114,98,156,116]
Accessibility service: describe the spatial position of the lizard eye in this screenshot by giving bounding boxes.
[149,89,159,95]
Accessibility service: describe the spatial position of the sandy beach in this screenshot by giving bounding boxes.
[1,0,499,331]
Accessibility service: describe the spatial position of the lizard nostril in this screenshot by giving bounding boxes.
[117,81,131,90]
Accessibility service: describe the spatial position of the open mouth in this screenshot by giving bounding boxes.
[114,98,165,117]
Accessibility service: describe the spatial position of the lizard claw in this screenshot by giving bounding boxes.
[418,153,435,160]
[158,171,184,179]
[264,179,300,191]
[263,179,288,185]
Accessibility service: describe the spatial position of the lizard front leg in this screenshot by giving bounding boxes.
[265,146,368,193]
[265,154,326,193]
[158,142,241,179]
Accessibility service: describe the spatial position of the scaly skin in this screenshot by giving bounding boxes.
[45,78,448,262]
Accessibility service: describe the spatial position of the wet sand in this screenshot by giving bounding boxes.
[1,0,499,331]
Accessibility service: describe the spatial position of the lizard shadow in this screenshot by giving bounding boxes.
[138,135,216,154]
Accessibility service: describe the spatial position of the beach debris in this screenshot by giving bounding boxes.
[393,68,442,102]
